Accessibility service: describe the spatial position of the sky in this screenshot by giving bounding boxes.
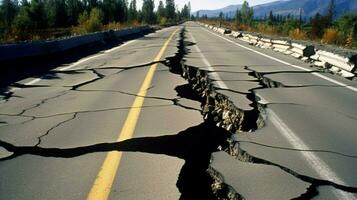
[137,0,277,12]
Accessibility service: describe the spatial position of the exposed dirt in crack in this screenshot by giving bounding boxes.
[226,141,357,198]
[162,27,246,199]
[163,27,357,199]
[163,29,265,134]
[2,26,356,200]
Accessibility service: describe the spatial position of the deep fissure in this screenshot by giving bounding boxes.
[1,26,357,200]
[166,26,357,199]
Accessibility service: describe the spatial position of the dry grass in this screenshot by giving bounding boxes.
[289,28,307,40]
[321,28,338,44]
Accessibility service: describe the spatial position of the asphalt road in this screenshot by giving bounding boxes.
[1,22,357,200]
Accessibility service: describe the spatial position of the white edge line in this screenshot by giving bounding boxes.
[196,26,356,199]
[188,32,228,90]
[267,106,356,200]
[201,27,357,93]
[12,27,174,89]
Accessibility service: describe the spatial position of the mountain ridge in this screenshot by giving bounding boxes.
[195,0,357,19]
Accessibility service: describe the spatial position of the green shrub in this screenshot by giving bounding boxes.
[73,8,103,34]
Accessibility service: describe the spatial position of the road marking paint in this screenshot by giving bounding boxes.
[196,27,356,199]
[15,27,174,88]
[188,32,228,90]
[201,27,357,93]
[86,28,179,200]
[256,90,355,199]
[24,78,42,85]
[267,106,356,200]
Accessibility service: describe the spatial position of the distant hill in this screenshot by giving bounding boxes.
[195,0,357,19]
[196,5,241,18]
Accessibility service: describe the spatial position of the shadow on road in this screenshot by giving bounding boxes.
[0,31,154,88]
[0,121,231,199]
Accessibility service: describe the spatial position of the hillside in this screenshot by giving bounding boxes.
[195,0,357,19]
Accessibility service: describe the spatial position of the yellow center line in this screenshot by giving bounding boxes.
[87,28,179,200]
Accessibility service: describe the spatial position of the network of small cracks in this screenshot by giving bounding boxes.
[176,28,357,199]
[0,59,200,147]
[226,141,357,199]
[1,26,357,199]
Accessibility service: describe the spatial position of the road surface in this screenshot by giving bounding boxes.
[1,22,357,199]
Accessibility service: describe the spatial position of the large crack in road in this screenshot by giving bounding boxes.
[1,26,357,199]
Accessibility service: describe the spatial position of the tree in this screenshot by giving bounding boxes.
[165,0,175,21]
[310,12,328,38]
[0,0,19,27]
[326,0,335,25]
[45,0,68,27]
[352,22,357,47]
[75,7,103,33]
[128,0,137,22]
[268,10,274,25]
[141,0,155,24]
[240,0,253,25]
[83,0,99,11]
[157,0,165,18]
[235,9,242,25]
[102,0,117,23]
[66,0,84,25]
[28,0,47,29]
[336,13,357,34]
[187,1,191,20]
[181,4,190,20]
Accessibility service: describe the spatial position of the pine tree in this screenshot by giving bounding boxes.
[165,0,175,21]
[157,0,165,19]
[142,0,155,24]
[45,0,68,27]
[128,0,137,22]
[66,0,83,25]
[0,0,18,27]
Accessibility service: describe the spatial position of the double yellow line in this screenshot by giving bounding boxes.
[87,29,179,200]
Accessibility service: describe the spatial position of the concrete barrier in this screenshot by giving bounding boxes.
[0,26,152,61]
[57,32,105,52]
[198,22,357,78]
[217,28,231,35]
[230,31,242,38]
[247,34,259,45]
[315,50,355,73]
[259,38,272,49]
[271,40,291,53]
[290,43,315,58]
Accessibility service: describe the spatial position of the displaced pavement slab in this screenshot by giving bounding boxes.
[211,151,310,200]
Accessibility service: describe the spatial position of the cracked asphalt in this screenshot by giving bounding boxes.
[1,22,357,200]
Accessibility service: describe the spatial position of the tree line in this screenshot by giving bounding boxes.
[0,0,192,42]
[199,0,357,48]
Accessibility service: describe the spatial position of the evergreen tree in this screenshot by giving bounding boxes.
[0,0,19,27]
[128,0,137,22]
[235,9,242,25]
[165,0,175,21]
[28,0,47,29]
[157,0,165,19]
[45,0,67,27]
[240,0,253,25]
[326,0,335,25]
[181,4,189,20]
[66,0,83,25]
[102,0,117,23]
[142,0,155,24]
